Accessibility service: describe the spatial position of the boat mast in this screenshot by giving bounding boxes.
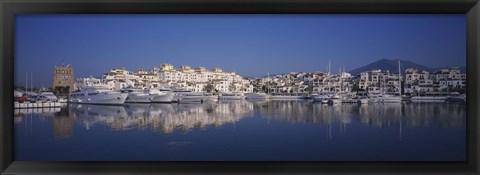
[328,61,331,93]
[328,61,331,76]
[340,68,343,93]
[267,72,270,94]
[26,72,28,94]
[398,60,402,96]
[31,72,33,94]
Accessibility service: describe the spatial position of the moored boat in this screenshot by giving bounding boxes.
[203,93,219,102]
[68,85,127,105]
[328,94,342,104]
[358,97,369,104]
[219,93,245,100]
[410,92,450,103]
[178,93,208,103]
[380,94,402,103]
[445,92,466,103]
[245,92,270,100]
[122,88,152,103]
[271,94,307,100]
[150,88,175,103]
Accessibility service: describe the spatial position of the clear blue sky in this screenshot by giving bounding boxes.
[15,14,466,87]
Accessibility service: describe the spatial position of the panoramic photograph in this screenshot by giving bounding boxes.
[13,14,466,161]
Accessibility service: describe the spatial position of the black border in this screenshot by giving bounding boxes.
[1,0,479,174]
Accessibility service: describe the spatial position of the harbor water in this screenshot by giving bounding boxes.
[14,100,466,161]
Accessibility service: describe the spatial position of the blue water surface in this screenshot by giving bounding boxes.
[14,100,466,161]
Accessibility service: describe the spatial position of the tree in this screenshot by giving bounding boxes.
[204,83,214,93]
[351,83,361,92]
[261,85,267,93]
[229,83,237,92]
[304,86,313,93]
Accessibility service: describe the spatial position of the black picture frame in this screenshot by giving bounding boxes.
[1,0,479,174]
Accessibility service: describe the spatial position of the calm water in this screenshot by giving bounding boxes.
[14,100,466,161]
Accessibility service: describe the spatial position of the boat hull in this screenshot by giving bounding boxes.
[271,96,306,100]
[151,93,175,103]
[69,93,128,105]
[179,96,206,103]
[219,96,244,100]
[245,93,270,100]
[125,94,152,103]
[381,97,402,103]
[329,99,342,104]
[411,96,447,103]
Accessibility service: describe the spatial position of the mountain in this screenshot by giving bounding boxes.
[349,59,465,76]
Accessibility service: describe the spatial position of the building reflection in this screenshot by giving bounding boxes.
[14,100,466,139]
[249,101,465,129]
[68,100,254,134]
[53,107,74,139]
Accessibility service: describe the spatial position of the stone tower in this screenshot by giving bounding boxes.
[52,64,74,97]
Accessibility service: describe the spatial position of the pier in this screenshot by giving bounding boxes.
[14,102,63,108]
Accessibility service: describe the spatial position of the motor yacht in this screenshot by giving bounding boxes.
[410,92,450,103]
[203,93,219,102]
[178,93,208,103]
[245,92,271,100]
[313,93,330,103]
[150,88,175,103]
[445,92,466,103]
[328,94,342,105]
[358,97,369,104]
[379,94,402,103]
[219,93,245,100]
[68,85,127,105]
[271,94,307,100]
[36,91,58,102]
[122,88,152,103]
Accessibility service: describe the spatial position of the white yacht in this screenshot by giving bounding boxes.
[445,92,466,103]
[122,88,152,103]
[328,94,342,105]
[178,93,208,103]
[313,93,330,103]
[150,88,175,103]
[411,92,450,103]
[358,97,369,104]
[36,92,58,102]
[321,98,330,104]
[245,92,271,100]
[68,85,128,105]
[203,93,219,102]
[380,94,402,103]
[368,93,382,103]
[379,60,403,103]
[170,89,207,103]
[171,89,191,102]
[271,94,307,100]
[219,93,245,100]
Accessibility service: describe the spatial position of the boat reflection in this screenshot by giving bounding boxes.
[14,100,465,140]
[69,100,254,134]
[249,101,465,129]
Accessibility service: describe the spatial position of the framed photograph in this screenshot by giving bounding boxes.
[1,0,479,174]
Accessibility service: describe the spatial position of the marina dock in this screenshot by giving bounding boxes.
[14,102,63,108]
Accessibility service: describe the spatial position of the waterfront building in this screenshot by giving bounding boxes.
[404,67,465,94]
[53,64,75,97]
[155,64,252,93]
[351,67,466,95]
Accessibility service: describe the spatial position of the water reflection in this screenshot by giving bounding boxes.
[250,101,465,129]
[69,101,254,135]
[14,100,466,139]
